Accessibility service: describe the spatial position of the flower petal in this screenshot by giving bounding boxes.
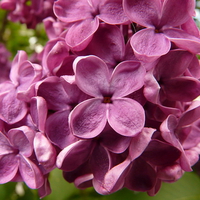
[73,55,110,97]
[110,60,145,97]
[160,0,195,27]
[108,98,145,137]
[69,98,107,139]
[66,18,99,51]
[8,126,35,157]
[162,77,200,101]
[141,139,181,166]
[131,28,171,62]
[99,0,129,24]
[30,97,47,133]
[164,28,200,54]
[123,0,161,27]
[34,132,56,172]
[0,154,19,183]
[19,156,44,189]
[125,158,156,191]
[46,109,77,149]
[56,140,94,171]
[129,128,156,161]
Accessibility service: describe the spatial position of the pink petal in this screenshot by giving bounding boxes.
[131,28,171,62]
[129,128,156,161]
[73,55,110,97]
[108,98,145,137]
[54,0,92,23]
[46,109,77,149]
[65,18,99,51]
[19,156,44,189]
[0,154,19,183]
[69,98,107,139]
[111,60,145,97]
[34,132,56,172]
[164,28,200,54]
[98,0,129,24]
[101,157,131,194]
[160,0,195,27]
[9,51,28,85]
[0,131,14,155]
[30,97,47,133]
[56,140,94,171]
[8,126,35,157]
[123,0,161,27]
[0,89,27,124]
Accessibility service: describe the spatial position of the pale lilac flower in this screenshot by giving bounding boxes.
[70,55,146,138]
[54,0,129,50]
[0,126,44,189]
[123,0,200,62]
[0,0,55,28]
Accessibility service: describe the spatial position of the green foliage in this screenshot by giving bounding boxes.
[0,8,48,59]
[1,170,200,200]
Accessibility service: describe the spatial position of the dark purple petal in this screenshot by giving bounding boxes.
[19,156,44,189]
[100,124,131,153]
[91,144,111,194]
[76,23,125,67]
[123,0,161,27]
[56,140,94,171]
[0,154,19,183]
[162,77,200,101]
[154,50,195,79]
[73,55,110,97]
[108,98,145,137]
[178,101,200,128]
[69,98,107,139]
[160,115,192,171]
[141,139,181,166]
[46,109,77,149]
[131,28,171,62]
[37,76,70,111]
[125,158,156,191]
[129,128,156,160]
[110,61,145,97]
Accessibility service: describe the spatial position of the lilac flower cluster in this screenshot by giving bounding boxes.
[1,0,200,198]
[0,0,55,28]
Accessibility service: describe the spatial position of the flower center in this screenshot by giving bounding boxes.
[103,96,112,103]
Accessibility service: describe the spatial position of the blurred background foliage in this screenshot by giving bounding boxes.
[0,1,200,200]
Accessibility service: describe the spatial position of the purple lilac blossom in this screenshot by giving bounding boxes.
[0,0,200,198]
